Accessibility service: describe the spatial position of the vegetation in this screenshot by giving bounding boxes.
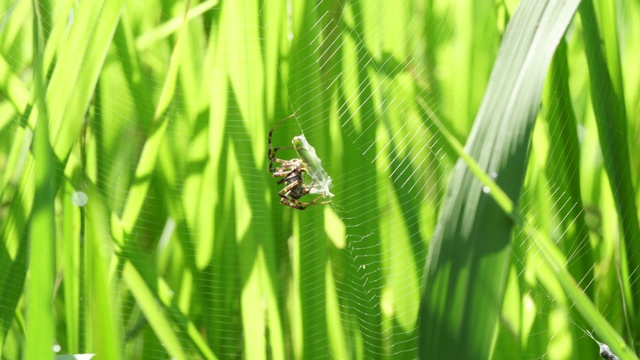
[0,0,638,359]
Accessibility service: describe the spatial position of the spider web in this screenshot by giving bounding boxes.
[275,2,448,358]
[0,0,639,359]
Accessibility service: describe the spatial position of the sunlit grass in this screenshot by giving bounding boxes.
[0,0,638,359]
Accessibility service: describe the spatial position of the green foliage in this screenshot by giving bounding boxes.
[0,0,638,359]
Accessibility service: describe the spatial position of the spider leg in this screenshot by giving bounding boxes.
[276,172,294,185]
[278,179,331,210]
[308,195,332,206]
[278,178,302,198]
[268,114,297,168]
[269,147,298,173]
[280,198,308,210]
[278,178,311,210]
[268,115,297,144]
[275,163,306,184]
[272,160,303,178]
[300,180,332,206]
[274,172,291,181]
[301,180,316,196]
[281,195,331,210]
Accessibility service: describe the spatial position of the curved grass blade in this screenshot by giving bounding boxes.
[529,222,638,360]
[418,0,582,358]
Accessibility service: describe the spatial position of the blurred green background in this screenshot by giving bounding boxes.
[0,0,639,359]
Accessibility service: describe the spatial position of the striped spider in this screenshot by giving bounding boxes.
[268,115,333,210]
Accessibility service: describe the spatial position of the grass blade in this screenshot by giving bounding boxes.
[25,2,55,358]
[123,262,186,359]
[579,0,640,333]
[419,0,582,358]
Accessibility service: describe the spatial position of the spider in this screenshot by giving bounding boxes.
[268,114,333,210]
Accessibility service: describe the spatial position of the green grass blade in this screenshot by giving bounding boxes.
[0,133,32,358]
[120,2,189,234]
[84,185,121,360]
[219,1,272,358]
[530,223,638,360]
[0,131,33,297]
[61,183,80,354]
[579,0,640,329]
[25,2,55,358]
[418,0,581,358]
[544,39,593,290]
[156,278,218,360]
[0,235,27,357]
[0,0,30,61]
[123,262,186,359]
[542,38,595,358]
[330,2,384,356]
[45,0,124,160]
[0,55,30,112]
[288,3,331,357]
[135,0,218,51]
